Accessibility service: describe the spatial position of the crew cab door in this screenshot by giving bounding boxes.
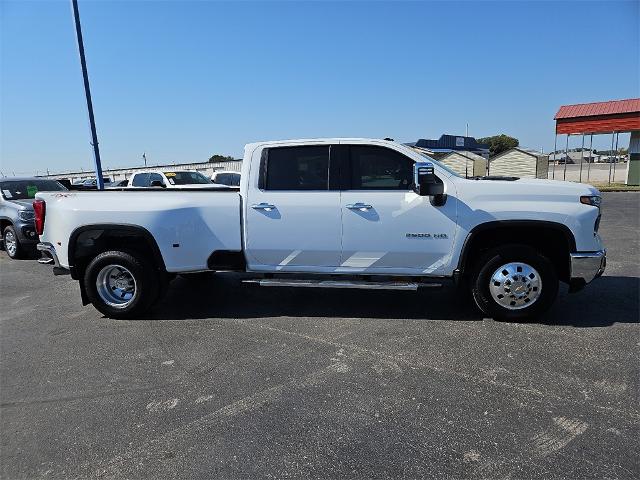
[338,144,458,275]
[244,144,342,271]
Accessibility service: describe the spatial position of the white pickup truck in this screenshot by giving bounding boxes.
[35,138,606,320]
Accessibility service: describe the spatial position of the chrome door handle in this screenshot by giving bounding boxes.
[346,203,373,211]
[251,202,276,211]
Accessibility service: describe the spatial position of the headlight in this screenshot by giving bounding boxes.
[18,210,35,221]
[580,195,601,208]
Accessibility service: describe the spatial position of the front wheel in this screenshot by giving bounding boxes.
[84,250,159,319]
[3,225,23,259]
[471,245,558,321]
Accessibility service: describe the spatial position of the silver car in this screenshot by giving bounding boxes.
[0,177,67,259]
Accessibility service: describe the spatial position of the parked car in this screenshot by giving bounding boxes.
[211,171,241,187]
[0,177,67,259]
[36,138,605,320]
[127,170,224,189]
[106,179,129,189]
[69,177,113,190]
[56,178,73,189]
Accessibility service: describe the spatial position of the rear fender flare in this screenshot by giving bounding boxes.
[68,224,166,279]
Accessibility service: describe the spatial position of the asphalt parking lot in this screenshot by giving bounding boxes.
[1,192,638,479]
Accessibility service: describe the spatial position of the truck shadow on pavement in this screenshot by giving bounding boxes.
[147,274,639,327]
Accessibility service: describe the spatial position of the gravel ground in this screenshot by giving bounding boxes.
[547,163,629,183]
[1,192,638,479]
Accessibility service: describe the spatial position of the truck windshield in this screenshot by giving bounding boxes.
[0,180,66,200]
[164,171,211,185]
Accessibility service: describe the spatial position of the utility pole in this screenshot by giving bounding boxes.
[143,152,147,167]
[70,0,104,190]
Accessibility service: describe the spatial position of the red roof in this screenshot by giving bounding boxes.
[555,98,640,120]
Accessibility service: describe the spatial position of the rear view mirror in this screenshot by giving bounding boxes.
[150,180,166,188]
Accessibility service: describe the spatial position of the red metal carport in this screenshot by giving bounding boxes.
[552,98,640,184]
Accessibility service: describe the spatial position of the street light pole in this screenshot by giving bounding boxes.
[70,0,104,190]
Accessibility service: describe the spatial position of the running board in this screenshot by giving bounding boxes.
[243,279,442,291]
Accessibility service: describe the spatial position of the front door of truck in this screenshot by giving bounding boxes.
[338,144,458,275]
[245,144,342,271]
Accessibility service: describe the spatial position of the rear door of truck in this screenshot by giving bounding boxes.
[244,143,342,271]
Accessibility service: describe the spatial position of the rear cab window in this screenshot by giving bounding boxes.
[131,173,150,187]
[148,173,165,187]
[164,171,211,185]
[261,146,330,191]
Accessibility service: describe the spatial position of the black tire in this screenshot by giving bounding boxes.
[83,250,160,319]
[471,244,558,321]
[3,225,23,259]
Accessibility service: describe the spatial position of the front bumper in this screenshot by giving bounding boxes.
[20,225,38,244]
[37,242,69,275]
[569,249,606,292]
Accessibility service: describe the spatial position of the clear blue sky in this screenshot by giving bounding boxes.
[1,0,638,175]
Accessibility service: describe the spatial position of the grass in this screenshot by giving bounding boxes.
[591,182,640,192]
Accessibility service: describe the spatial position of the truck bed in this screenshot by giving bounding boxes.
[36,189,242,272]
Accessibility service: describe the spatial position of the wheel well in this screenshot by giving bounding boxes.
[69,226,166,279]
[0,219,12,234]
[459,223,574,283]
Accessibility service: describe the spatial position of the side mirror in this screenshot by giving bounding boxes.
[150,180,166,188]
[414,162,444,196]
[414,162,446,206]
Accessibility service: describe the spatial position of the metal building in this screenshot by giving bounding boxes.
[553,98,640,185]
[488,148,549,179]
[38,159,243,183]
[438,151,487,177]
[410,135,490,158]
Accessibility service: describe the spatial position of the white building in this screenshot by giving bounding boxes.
[489,148,549,179]
[438,151,487,177]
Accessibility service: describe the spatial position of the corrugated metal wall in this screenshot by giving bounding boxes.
[441,153,472,176]
[489,150,537,178]
[535,156,548,179]
[440,153,487,177]
[555,112,640,134]
[473,157,488,177]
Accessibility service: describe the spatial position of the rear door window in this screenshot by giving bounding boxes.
[264,146,329,190]
[131,173,150,187]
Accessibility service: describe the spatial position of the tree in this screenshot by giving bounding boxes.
[477,134,519,157]
[208,154,235,163]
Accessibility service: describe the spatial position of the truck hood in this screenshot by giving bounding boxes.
[509,178,599,195]
[465,177,600,196]
[5,199,34,210]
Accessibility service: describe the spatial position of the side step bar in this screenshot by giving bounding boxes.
[242,278,442,291]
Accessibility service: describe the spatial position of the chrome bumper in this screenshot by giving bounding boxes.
[570,250,606,285]
[37,242,69,275]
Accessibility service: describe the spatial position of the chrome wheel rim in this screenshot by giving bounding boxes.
[96,264,137,309]
[489,262,542,310]
[4,231,17,256]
